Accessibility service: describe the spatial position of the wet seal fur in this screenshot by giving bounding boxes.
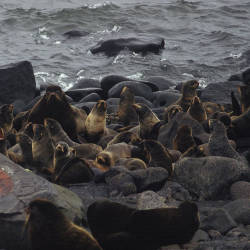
[24,198,102,250]
[0,104,14,135]
[187,96,207,123]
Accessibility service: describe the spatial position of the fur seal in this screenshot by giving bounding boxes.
[44,118,79,147]
[173,125,196,153]
[13,110,30,132]
[16,133,33,165]
[0,104,14,135]
[52,141,94,185]
[28,85,87,142]
[143,139,173,175]
[87,200,136,250]
[203,101,224,118]
[187,96,207,123]
[107,131,141,147]
[115,158,147,170]
[208,119,242,161]
[32,124,54,170]
[180,145,205,158]
[238,85,250,113]
[163,104,182,123]
[128,201,200,249]
[24,198,102,250]
[132,103,160,139]
[231,108,250,137]
[231,91,241,116]
[117,87,138,126]
[175,80,199,112]
[85,100,116,143]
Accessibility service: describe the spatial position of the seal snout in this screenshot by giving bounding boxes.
[96,100,107,112]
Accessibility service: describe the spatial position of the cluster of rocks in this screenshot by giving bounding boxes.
[1,60,250,250]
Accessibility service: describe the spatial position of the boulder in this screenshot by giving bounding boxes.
[0,61,36,105]
[200,208,237,234]
[146,76,175,91]
[224,199,250,225]
[90,37,165,57]
[69,78,100,90]
[191,229,210,242]
[200,81,241,105]
[0,154,84,250]
[79,93,101,103]
[153,90,181,108]
[108,81,154,101]
[174,156,249,200]
[230,181,250,200]
[66,88,104,102]
[229,67,250,85]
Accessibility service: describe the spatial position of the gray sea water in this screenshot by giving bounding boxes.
[0,0,250,90]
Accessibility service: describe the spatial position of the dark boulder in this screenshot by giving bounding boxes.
[0,154,84,250]
[153,90,181,108]
[69,78,100,90]
[0,61,36,105]
[146,76,175,91]
[229,67,250,85]
[79,93,101,103]
[108,81,154,101]
[66,88,104,102]
[90,37,165,57]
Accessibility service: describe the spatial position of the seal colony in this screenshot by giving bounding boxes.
[2,71,250,249]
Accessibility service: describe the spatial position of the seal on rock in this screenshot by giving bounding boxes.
[163,104,182,123]
[28,85,87,142]
[173,125,196,153]
[0,104,14,135]
[24,198,102,250]
[53,141,94,185]
[128,201,200,249]
[132,103,160,139]
[143,139,173,175]
[107,131,141,147]
[187,96,207,123]
[238,85,250,113]
[117,86,138,126]
[208,119,242,161]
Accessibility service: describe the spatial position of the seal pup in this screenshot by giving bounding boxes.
[173,125,196,153]
[117,86,138,126]
[175,80,199,112]
[32,124,54,171]
[143,139,173,175]
[208,119,242,161]
[87,200,136,250]
[28,85,87,142]
[44,118,79,147]
[53,141,94,185]
[128,201,200,249]
[24,198,102,250]
[187,96,207,123]
[0,104,14,135]
[132,103,160,139]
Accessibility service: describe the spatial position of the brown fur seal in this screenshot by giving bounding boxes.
[28,85,87,142]
[208,119,242,161]
[231,108,250,137]
[72,143,103,160]
[87,200,136,250]
[85,100,116,143]
[163,104,182,123]
[231,91,241,116]
[96,142,134,170]
[0,104,14,135]
[32,124,54,170]
[24,198,102,250]
[180,145,205,158]
[53,141,94,185]
[117,86,138,125]
[107,131,141,147]
[173,125,196,153]
[16,133,33,165]
[44,118,79,147]
[143,139,173,175]
[187,96,207,123]
[175,80,199,112]
[115,158,147,170]
[132,103,160,139]
[13,110,30,132]
[128,201,200,249]
[203,101,224,118]
[238,85,250,113]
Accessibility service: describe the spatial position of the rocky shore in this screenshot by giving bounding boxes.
[1,60,250,250]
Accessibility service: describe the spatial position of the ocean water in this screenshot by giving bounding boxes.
[0,0,250,90]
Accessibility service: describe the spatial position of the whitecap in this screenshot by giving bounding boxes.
[127,72,143,80]
[230,52,242,59]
